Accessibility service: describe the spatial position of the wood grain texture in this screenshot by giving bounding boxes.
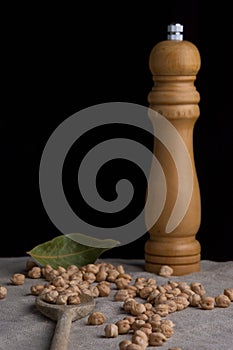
[144,39,201,276]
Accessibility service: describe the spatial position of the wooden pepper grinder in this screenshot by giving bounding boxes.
[144,24,201,275]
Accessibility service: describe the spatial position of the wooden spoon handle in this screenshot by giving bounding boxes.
[50,311,73,350]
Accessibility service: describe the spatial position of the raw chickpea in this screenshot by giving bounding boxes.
[70,271,83,281]
[215,294,231,308]
[118,273,132,281]
[43,270,59,281]
[135,314,148,322]
[130,303,146,316]
[55,286,67,293]
[99,280,110,287]
[144,310,154,318]
[78,281,90,291]
[150,320,162,332]
[114,290,129,301]
[0,286,7,299]
[149,332,167,346]
[179,292,189,299]
[89,285,99,298]
[96,283,110,297]
[149,314,161,323]
[127,286,138,298]
[106,263,115,271]
[81,288,92,297]
[104,323,118,338]
[51,276,66,288]
[10,273,25,285]
[97,262,107,270]
[177,282,190,292]
[134,277,147,286]
[83,272,96,284]
[134,283,145,292]
[119,340,132,350]
[133,330,148,342]
[123,298,137,312]
[160,323,174,338]
[56,294,68,305]
[40,286,56,294]
[123,315,135,325]
[30,284,45,295]
[153,293,167,305]
[168,280,178,288]
[107,270,120,282]
[86,264,99,274]
[131,335,148,348]
[88,312,106,325]
[116,265,125,274]
[60,272,70,281]
[173,296,189,307]
[154,303,169,317]
[157,285,167,294]
[67,295,81,305]
[173,296,189,311]
[147,289,160,303]
[79,265,87,273]
[42,264,53,273]
[165,300,177,313]
[98,263,107,271]
[190,282,206,296]
[131,319,146,331]
[65,285,81,294]
[42,290,59,303]
[199,296,215,310]
[115,319,131,334]
[161,319,175,328]
[175,303,188,311]
[56,266,67,275]
[66,265,79,275]
[162,284,171,292]
[27,267,41,279]
[69,276,82,285]
[95,270,108,282]
[115,278,130,290]
[169,288,181,297]
[182,288,195,297]
[159,265,173,277]
[139,286,153,299]
[189,293,201,307]
[224,288,233,301]
[139,326,152,337]
[166,293,174,300]
[140,322,152,330]
[144,302,152,311]
[147,278,156,286]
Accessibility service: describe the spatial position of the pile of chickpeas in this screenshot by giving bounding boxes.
[1,260,233,349]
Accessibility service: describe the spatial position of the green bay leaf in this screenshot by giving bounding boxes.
[26,233,119,269]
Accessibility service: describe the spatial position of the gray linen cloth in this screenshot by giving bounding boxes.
[0,257,233,350]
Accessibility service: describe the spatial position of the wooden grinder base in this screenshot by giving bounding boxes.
[145,238,201,276]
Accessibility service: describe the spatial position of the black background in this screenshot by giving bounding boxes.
[1,2,233,260]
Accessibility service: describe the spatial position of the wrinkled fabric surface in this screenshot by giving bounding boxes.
[0,257,233,350]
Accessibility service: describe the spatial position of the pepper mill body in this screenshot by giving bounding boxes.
[144,25,202,275]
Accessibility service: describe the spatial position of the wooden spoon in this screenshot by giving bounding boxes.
[35,293,95,350]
